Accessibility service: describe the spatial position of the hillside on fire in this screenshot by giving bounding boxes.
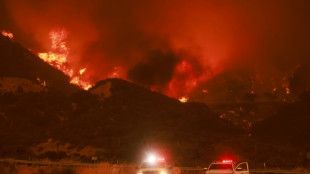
[0,32,310,168]
[0,35,79,94]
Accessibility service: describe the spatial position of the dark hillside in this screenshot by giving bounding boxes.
[57,79,240,164]
[250,95,310,168]
[253,100,310,146]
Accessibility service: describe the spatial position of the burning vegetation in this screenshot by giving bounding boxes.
[0,28,300,103]
[1,0,309,103]
[1,30,13,39]
[179,96,189,103]
[38,29,92,90]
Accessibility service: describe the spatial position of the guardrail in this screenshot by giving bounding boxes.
[180,167,310,174]
[0,159,97,167]
[1,159,309,174]
[179,168,310,174]
[250,170,310,174]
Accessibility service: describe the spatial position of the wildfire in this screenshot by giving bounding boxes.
[166,60,209,98]
[70,77,92,90]
[1,30,14,39]
[79,68,86,75]
[38,29,92,90]
[179,96,189,103]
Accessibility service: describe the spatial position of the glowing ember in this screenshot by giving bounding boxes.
[179,96,189,103]
[285,87,290,94]
[1,30,14,39]
[36,77,47,87]
[281,78,290,95]
[272,87,277,92]
[38,29,92,90]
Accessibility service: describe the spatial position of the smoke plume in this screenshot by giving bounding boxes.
[1,0,310,102]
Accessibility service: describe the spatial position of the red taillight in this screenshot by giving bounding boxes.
[222,160,233,163]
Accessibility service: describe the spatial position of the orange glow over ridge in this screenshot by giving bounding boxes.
[166,60,209,99]
[107,66,123,78]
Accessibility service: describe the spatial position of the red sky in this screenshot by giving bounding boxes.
[1,0,310,103]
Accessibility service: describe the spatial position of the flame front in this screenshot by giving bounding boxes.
[179,96,189,103]
[38,29,92,90]
[1,30,14,39]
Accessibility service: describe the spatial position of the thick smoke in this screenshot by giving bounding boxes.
[128,50,180,87]
[1,0,310,101]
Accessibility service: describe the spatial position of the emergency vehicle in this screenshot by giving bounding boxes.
[136,154,170,174]
[204,160,249,174]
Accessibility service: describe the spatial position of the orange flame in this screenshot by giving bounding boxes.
[179,96,189,103]
[38,29,92,90]
[1,30,14,39]
[79,68,86,75]
[70,77,92,90]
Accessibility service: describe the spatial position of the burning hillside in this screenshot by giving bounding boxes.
[0,33,78,93]
[1,0,309,104]
[38,29,92,90]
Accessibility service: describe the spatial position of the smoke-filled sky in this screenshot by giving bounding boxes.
[1,0,310,103]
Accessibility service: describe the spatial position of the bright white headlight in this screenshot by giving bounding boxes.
[147,154,156,163]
